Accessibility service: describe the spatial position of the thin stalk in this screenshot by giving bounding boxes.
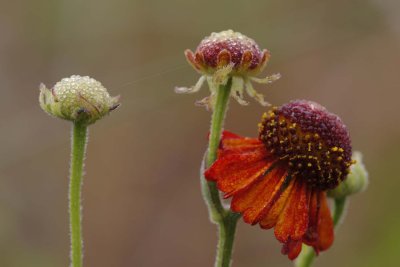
[201,77,240,267]
[215,213,240,267]
[69,122,88,267]
[206,78,233,166]
[204,77,233,223]
[295,197,348,267]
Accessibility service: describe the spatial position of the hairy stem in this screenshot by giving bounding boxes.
[206,78,233,167]
[201,78,240,267]
[204,78,233,223]
[295,197,348,267]
[69,122,88,267]
[215,213,240,267]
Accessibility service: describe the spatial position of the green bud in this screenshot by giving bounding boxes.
[328,151,369,199]
[39,75,120,125]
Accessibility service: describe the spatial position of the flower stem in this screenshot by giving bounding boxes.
[206,78,233,167]
[295,197,348,267]
[204,78,233,223]
[69,122,88,267]
[201,77,240,267]
[332,197,347,226]
[215,212,240,267]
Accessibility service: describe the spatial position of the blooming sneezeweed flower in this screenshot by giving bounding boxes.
[175,29,280,109]
[205,100,355,260]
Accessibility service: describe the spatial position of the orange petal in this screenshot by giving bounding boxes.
[195,51,206,67]
[274,179,310,243]
[239,50,253,71]
[217,49,231,67]
[316,193,334,251]
[221,131,242,140]
[219,131,265,157]
[281,238,303,260]
[230,167,287,224]
[256,49,271,73]
[259,178,295,229]
[204,148,272,197]
[304,190,319,248]
[304,192,334,254]
[184,49,202,71]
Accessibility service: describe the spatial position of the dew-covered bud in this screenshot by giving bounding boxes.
[188,30,269,76]
[39,75,120,125]
[328,151,368,198]
[175,30,280,109]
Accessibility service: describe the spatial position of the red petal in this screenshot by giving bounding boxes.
[239,50,253,71]
[316,193,334,251]
[230,167,287,224]
[217,49,231,67]
[304,192,334,254]
[259,178,295,229]
[281,238,303,260]
[303,190,319,248]
[221,131,242,140]
[184,49,203,71]
[219,132,265,157]
[275,179,310,243]
[204,147,273,197]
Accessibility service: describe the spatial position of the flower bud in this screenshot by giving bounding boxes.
[328,151,368,198]
[175,30,280,109]
[39,75,120,125]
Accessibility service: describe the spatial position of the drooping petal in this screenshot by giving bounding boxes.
[314,192,334,251]
[275,179,311,244]
[205,149,274,197]
[259,177,295,229]
[303,190,319,249]
[281,238,303,260]
[317,195,334,251]
[231,168,292,225]
[304,191,334,254]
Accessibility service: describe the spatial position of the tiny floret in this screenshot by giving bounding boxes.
[39,75,120,125]
[175,30,280,109]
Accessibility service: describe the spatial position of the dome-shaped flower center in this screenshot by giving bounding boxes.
[259,100,353,190]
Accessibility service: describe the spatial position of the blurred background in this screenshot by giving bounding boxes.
[1,0,399,266]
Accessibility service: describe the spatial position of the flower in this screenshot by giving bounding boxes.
[175,30,280,109]
[205,100,355,260]
[39,75,120,125]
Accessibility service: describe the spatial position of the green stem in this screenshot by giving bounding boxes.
[69,122,88,267]
[206,77,233,167]
[295,197,348,267]
[215,213,240,267]
[332,197,347,226]
[201,78,240,267]
[204,78,233,223]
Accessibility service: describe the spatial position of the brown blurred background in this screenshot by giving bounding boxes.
[1,0,399,266]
